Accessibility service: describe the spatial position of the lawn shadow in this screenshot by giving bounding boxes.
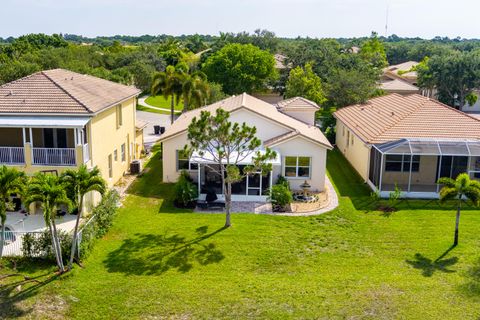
[103,225,226,275]
[405,245,458,277]
[458,257,480,297]
[0,261,60,319]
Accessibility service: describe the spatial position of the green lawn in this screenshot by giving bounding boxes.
[144,95,184,111]
[1,150,480,319]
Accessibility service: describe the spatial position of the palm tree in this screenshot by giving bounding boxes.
[438,173,480,246]
[26,173,71,272]
[181,73,211,113]
[151,65,183,124]
[0,166,26,259]
[61,165,106,269]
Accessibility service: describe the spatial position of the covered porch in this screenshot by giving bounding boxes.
[0,116,91,168]
[368,138,480,198]
[189,150,281,202]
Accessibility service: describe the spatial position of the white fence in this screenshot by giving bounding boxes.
[2,231,44,257]
[32,148,76,166]
[0,147,25,164]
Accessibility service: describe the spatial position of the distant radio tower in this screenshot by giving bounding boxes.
[385,4,389,36]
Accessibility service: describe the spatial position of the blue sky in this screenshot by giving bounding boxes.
[1,0,478,39]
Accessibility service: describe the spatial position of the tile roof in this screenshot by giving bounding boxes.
[136,119,148,130]
[385,61,419,79]
[0,69,141,115]
[334,93,480,144]
[274,54,287,69]
[380,78,419,93]
[159,93,332,149]
[276,96,320,110]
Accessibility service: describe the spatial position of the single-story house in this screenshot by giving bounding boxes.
[159,93,332,201]
[334,93,480,198]
[380,61,421,96]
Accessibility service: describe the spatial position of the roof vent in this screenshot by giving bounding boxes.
[360,107,364,111]
[7,90,13,96]
[71,77,74,80]
[391,111,395,116]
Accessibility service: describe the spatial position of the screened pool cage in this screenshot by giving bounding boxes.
[368,138,480,197]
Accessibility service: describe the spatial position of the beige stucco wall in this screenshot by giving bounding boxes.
[162,132,188,183]
[381,155,438,186]
[280,109,316,125]
[271,136,327,191]
[229,108,290,141]
[89,97,136,187]
[335,120,370,181]
[135,129,144,159]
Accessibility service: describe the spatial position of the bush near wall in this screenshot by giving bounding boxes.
[22,230,72,261]
[21,190,120,260]
[78,189,120,259]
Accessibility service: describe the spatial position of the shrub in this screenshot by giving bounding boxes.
[388,184,402,210]
[276,175,290,190]
[79,189,119,259]
[269,184,293,212]
[22,229,72,261]
[174,170,198,208]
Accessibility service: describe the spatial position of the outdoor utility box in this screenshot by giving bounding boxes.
[130,160,141,174]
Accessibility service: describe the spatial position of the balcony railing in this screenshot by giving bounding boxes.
[0,147,25,164]
[32,148,76,166]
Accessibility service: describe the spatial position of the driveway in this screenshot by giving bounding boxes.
[136,110,171,149]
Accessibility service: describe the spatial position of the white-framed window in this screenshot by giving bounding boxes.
[114,149,118,161]
[176,150,198,171]
[108,154,113,178]
[116,104,123,128]
[284,156,311,178]
[121,143,126,162]
[385,155,420,172]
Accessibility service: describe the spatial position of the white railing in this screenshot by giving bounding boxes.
[83,143,90,163]
[0,147,25,164]
[2,231,44,257]
[32,148,76,166]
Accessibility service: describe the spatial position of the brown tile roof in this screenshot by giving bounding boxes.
[276,97,320,110]
[160,93,332,149]
[0,69,140,115]
[334,93,480,144]
[385,61,419,79]
[380,78,419,93]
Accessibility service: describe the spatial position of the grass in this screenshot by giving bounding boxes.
[136,104,180,116]
[1,150,480,319]
[144,95,184,111]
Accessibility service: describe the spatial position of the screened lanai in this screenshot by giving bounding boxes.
[368,138,480,196]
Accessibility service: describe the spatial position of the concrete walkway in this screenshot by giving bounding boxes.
[271,175,339,216]
[138,95,181,113]
[195,175,339,216]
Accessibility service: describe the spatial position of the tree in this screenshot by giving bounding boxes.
[284,63,327,105]
[417,50,480,108]
[359,32,388,69]
[151,65,183,124]
[202,43,277,95]
[438,173,480,246]
[61,165,106,269]
[0,166,26,259]
[26,173,71,272]
[186,108,276,227]
[179,71,211,112]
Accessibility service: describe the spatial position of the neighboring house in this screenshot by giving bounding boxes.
[253,53,289,104]
[384,61,419,85]
[334,93,480,198]
[380,61,421,96]
[0,69,142,189]
[159,93,332,201]
[461,89,480,117]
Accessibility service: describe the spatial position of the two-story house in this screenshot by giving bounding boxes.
[0,69,142,190]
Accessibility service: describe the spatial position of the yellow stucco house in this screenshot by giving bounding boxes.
[334,93,480,198]
[0,69,143,188]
